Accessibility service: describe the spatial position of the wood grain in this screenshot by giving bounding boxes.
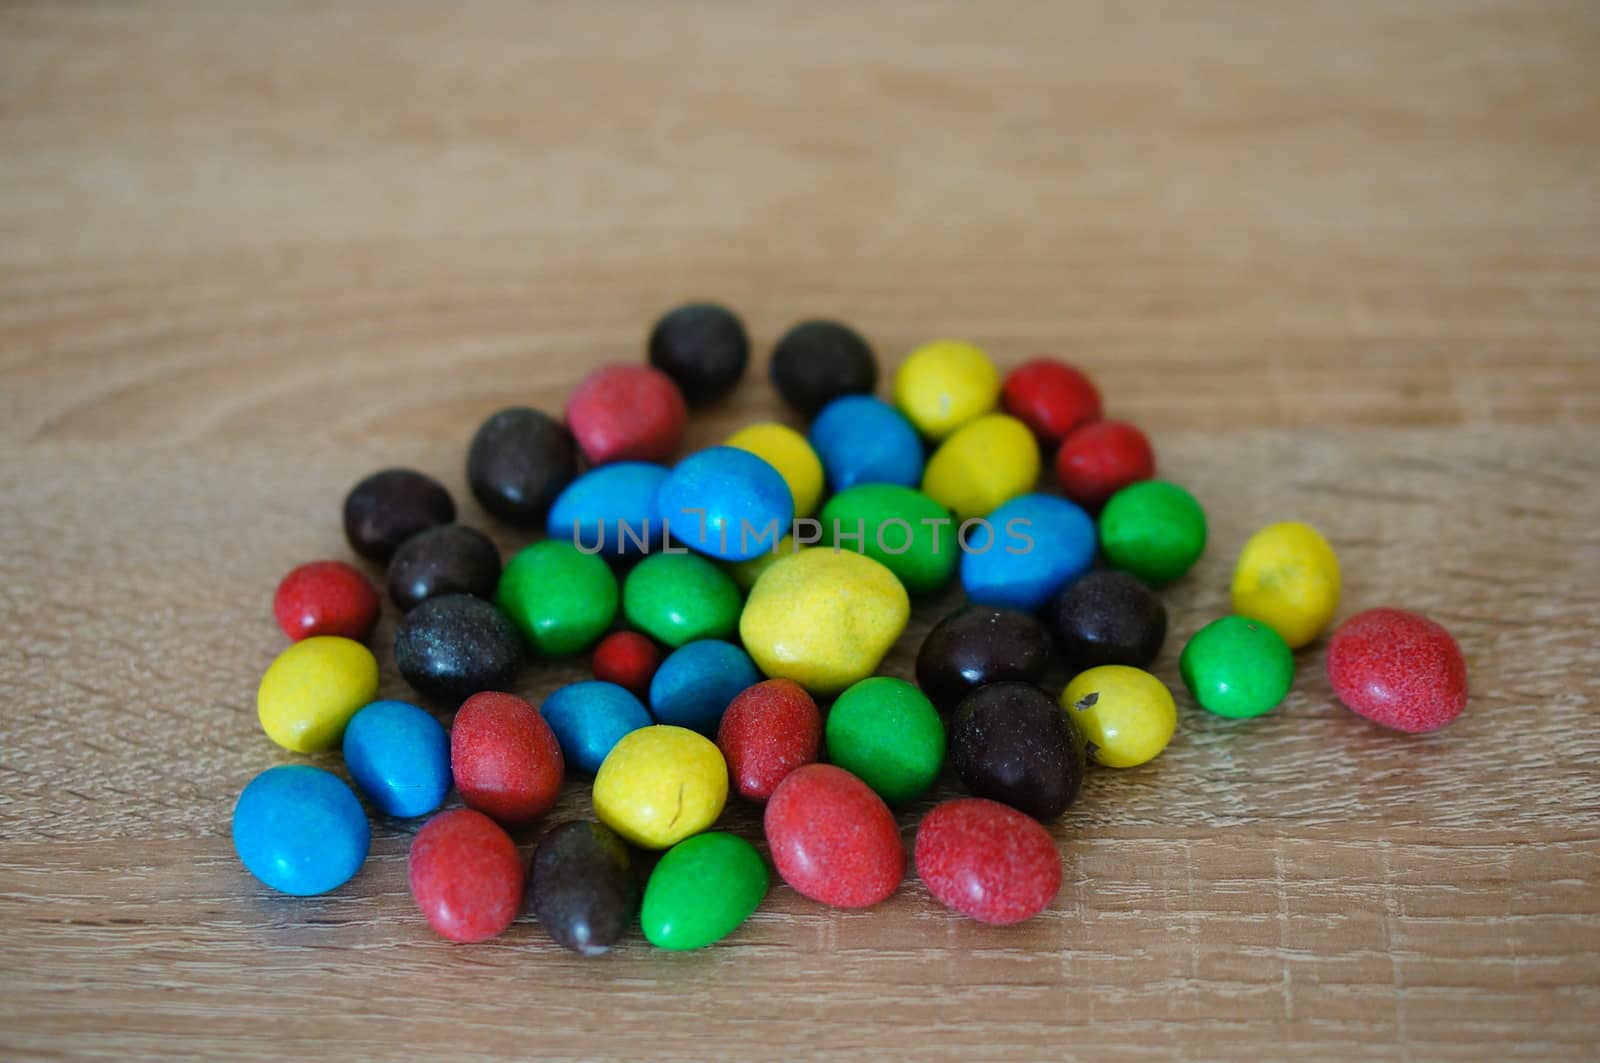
[2,1,1598,1059]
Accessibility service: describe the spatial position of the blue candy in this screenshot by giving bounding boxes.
[232,765,370,896]
[341,700,451,818]
[649,639,762,734]
[539,680,653,773]
[961,493,1097,611]
[654,447,794,562]
[548,462,670,557]
[809,396,924,491]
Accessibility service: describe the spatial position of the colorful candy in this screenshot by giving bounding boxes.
[232,765,369,896]
[949,682,1086,821]
[648,302,749,404]
[655,446,794,562]
[641,832,768,949]
[915,605,1051,713]
[590,630,662,699]
[725,422,825,517]
[273,560,380,642]
[915,798,1061,925]
[894,339,999,440]
[341,699,451,817]
[539,681,653,774]
[496,540,619,656]
[1180,616,1295,719]
[450,691,564,825]
[823,677,945,805]
[959,493,1095,611]
[764,764,904,909]
[526,821,639,955]
[386,524,501,612]
[921,413,1040,522]
[1059,665,1177,767]
[408,809,524,943]
[593,725,729,849]
[394,593,524,703]
[648,639,763,734]
[546,462,670,557]
[257,636,379,752]
[465,406,577,525]
[1099,479,1207,585]
[818,483,959,595]
[1326,608,1468,733]
[716,678,822,802]
[342,468,455,561]
[1045,570,1167,672]
[770,319,878,416]
[1054,420,1155,509]
[622,552,743,648]
[564,364,687,466]
[1001,358,1102,448]
[808,396,924,492]
[1231,521,1341,649]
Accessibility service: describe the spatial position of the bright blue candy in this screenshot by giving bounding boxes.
[649,639,762,734]
[341,700,451,818]
[232,765,370,896]
[654,447,794,562]
[961,493,1097,611]
[809,396,924,491]
[548,462,670,557]
[539,680,653,773]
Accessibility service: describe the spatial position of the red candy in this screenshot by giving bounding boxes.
[1054,419,1156,509]
[272,560,380,642]
[716,678,822,802]
[915,798,1061,925]
[1326,608,1468,733]
[591,631,662,700]
[564,364,687,466]
[450,691,564,825]
[764,764,904,908]
[408,809,525,942]
[1001,358,1102,448]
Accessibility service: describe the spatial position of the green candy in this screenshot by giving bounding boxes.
[818,484,958,595]
[496,541,618,657]
[1099,480,1207,584]
[823,676,945,804]
[641,832,767,950]
[623,553,741,648]
[1180,615,1295,719]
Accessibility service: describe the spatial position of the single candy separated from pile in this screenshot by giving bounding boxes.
[1326,608,1468,733]
[257,636,379,753]
[915,798,1062,925]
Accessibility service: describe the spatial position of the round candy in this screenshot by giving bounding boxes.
[1179,616,1295,719]
[823,677,944,805]
[648,302,749,403]
[770,319,878,416]
[273,560,380,643]
[394,593,524,703]
[1059,665,1177,768]
[341,699,451,817]
[764,764,904,909]
[1231,521,1341,649]
[622,552,742,648]
[257,636,379,752]
[527,821,639,956]
[1326,608,1468,733]
[740,548,910,696]
[342,468,455,562]
[408,809,524,943]
[915,605,1052,713]
[386,524,501,612]
[590,631,661,699]
[1099,480,1207,585]
[716,678,822,802]
[648,639,763,735]
[921,413,1040,522]
[655,446,794,562]
[1001,358,1101,448]
[1045,570,1167,672]
[539,680,652,774]
[1054,420,1156,509]
[960,493,1095,611]
[564,364,687,466]
[818,484,958,595]
[949,682,1086,821]
[547,462,671,558]
[592,725,729,850]
[641,832,768,950]
[725,422,825,517]
[465,406,577,525]
[496,541,619,657]
[809,396,924,492]
[232,765,369,896]
[450,691,564,825]
[893,339,1000,440]
[915,798,1061,925]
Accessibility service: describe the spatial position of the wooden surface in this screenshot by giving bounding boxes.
[2,2,1598,1059]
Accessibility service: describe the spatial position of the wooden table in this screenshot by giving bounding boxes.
[3,2,1597,1059]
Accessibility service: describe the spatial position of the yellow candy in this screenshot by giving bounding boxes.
[921,413,1040,522]
[725,423,825,517]
[725,533,796,591]
[1060,665,1176,768]
[257,636,379,753]
[592,725,728,849]
[740,548,910,696]
[893,339,1000,440]
[1230,521,1341,649]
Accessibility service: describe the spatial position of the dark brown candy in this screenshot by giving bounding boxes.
[386,524,502,612]
[648,303,749,404]
[394,593,523,704]
[343,468,455,562]
[1046,570,1167,672]
[465,407,577,525]
[769,320,878,416]
[948,682,1086,821]
[528,820,640,955]
[915,605,1051,713]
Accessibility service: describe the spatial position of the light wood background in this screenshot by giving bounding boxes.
[2,2,1597,1060]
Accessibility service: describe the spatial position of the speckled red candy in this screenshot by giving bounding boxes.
[1054,419,1155,509]
[450,691,564,825]
[272,560,380,642]
[564,364,687,466]
[408,808,525,942]
[590,630,662,700]
[914,798,1061,925]
[716,678,822,802]
[764,763,904,908]
[1326,608,1468,733]
[1001,358,1101,448]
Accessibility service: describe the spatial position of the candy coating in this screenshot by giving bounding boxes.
[1059,665,1177,768]
[1231,521,1341,649]
[341,699,451,817]
[764,764,904,909]
[915,798,1061,924]
[592,725,729,849]
[921,413,1040,522]
[257,636,379,752]
[408,809,524,942]
[894,339,1000,440]
[232,765,369,896]
[1326,608,1468,733]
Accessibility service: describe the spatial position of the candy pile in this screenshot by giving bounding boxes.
[235,305,1471,948]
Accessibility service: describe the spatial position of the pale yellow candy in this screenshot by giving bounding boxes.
[893,340,1000,440]
[740,548,910,696]
[725,533,796,591]
[920,413,1040,522]
[1230,521,1341,649]
[725,423,825,516]
[257,636,379,753]
[1060,665,1177,768]
[592,726,728,849]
